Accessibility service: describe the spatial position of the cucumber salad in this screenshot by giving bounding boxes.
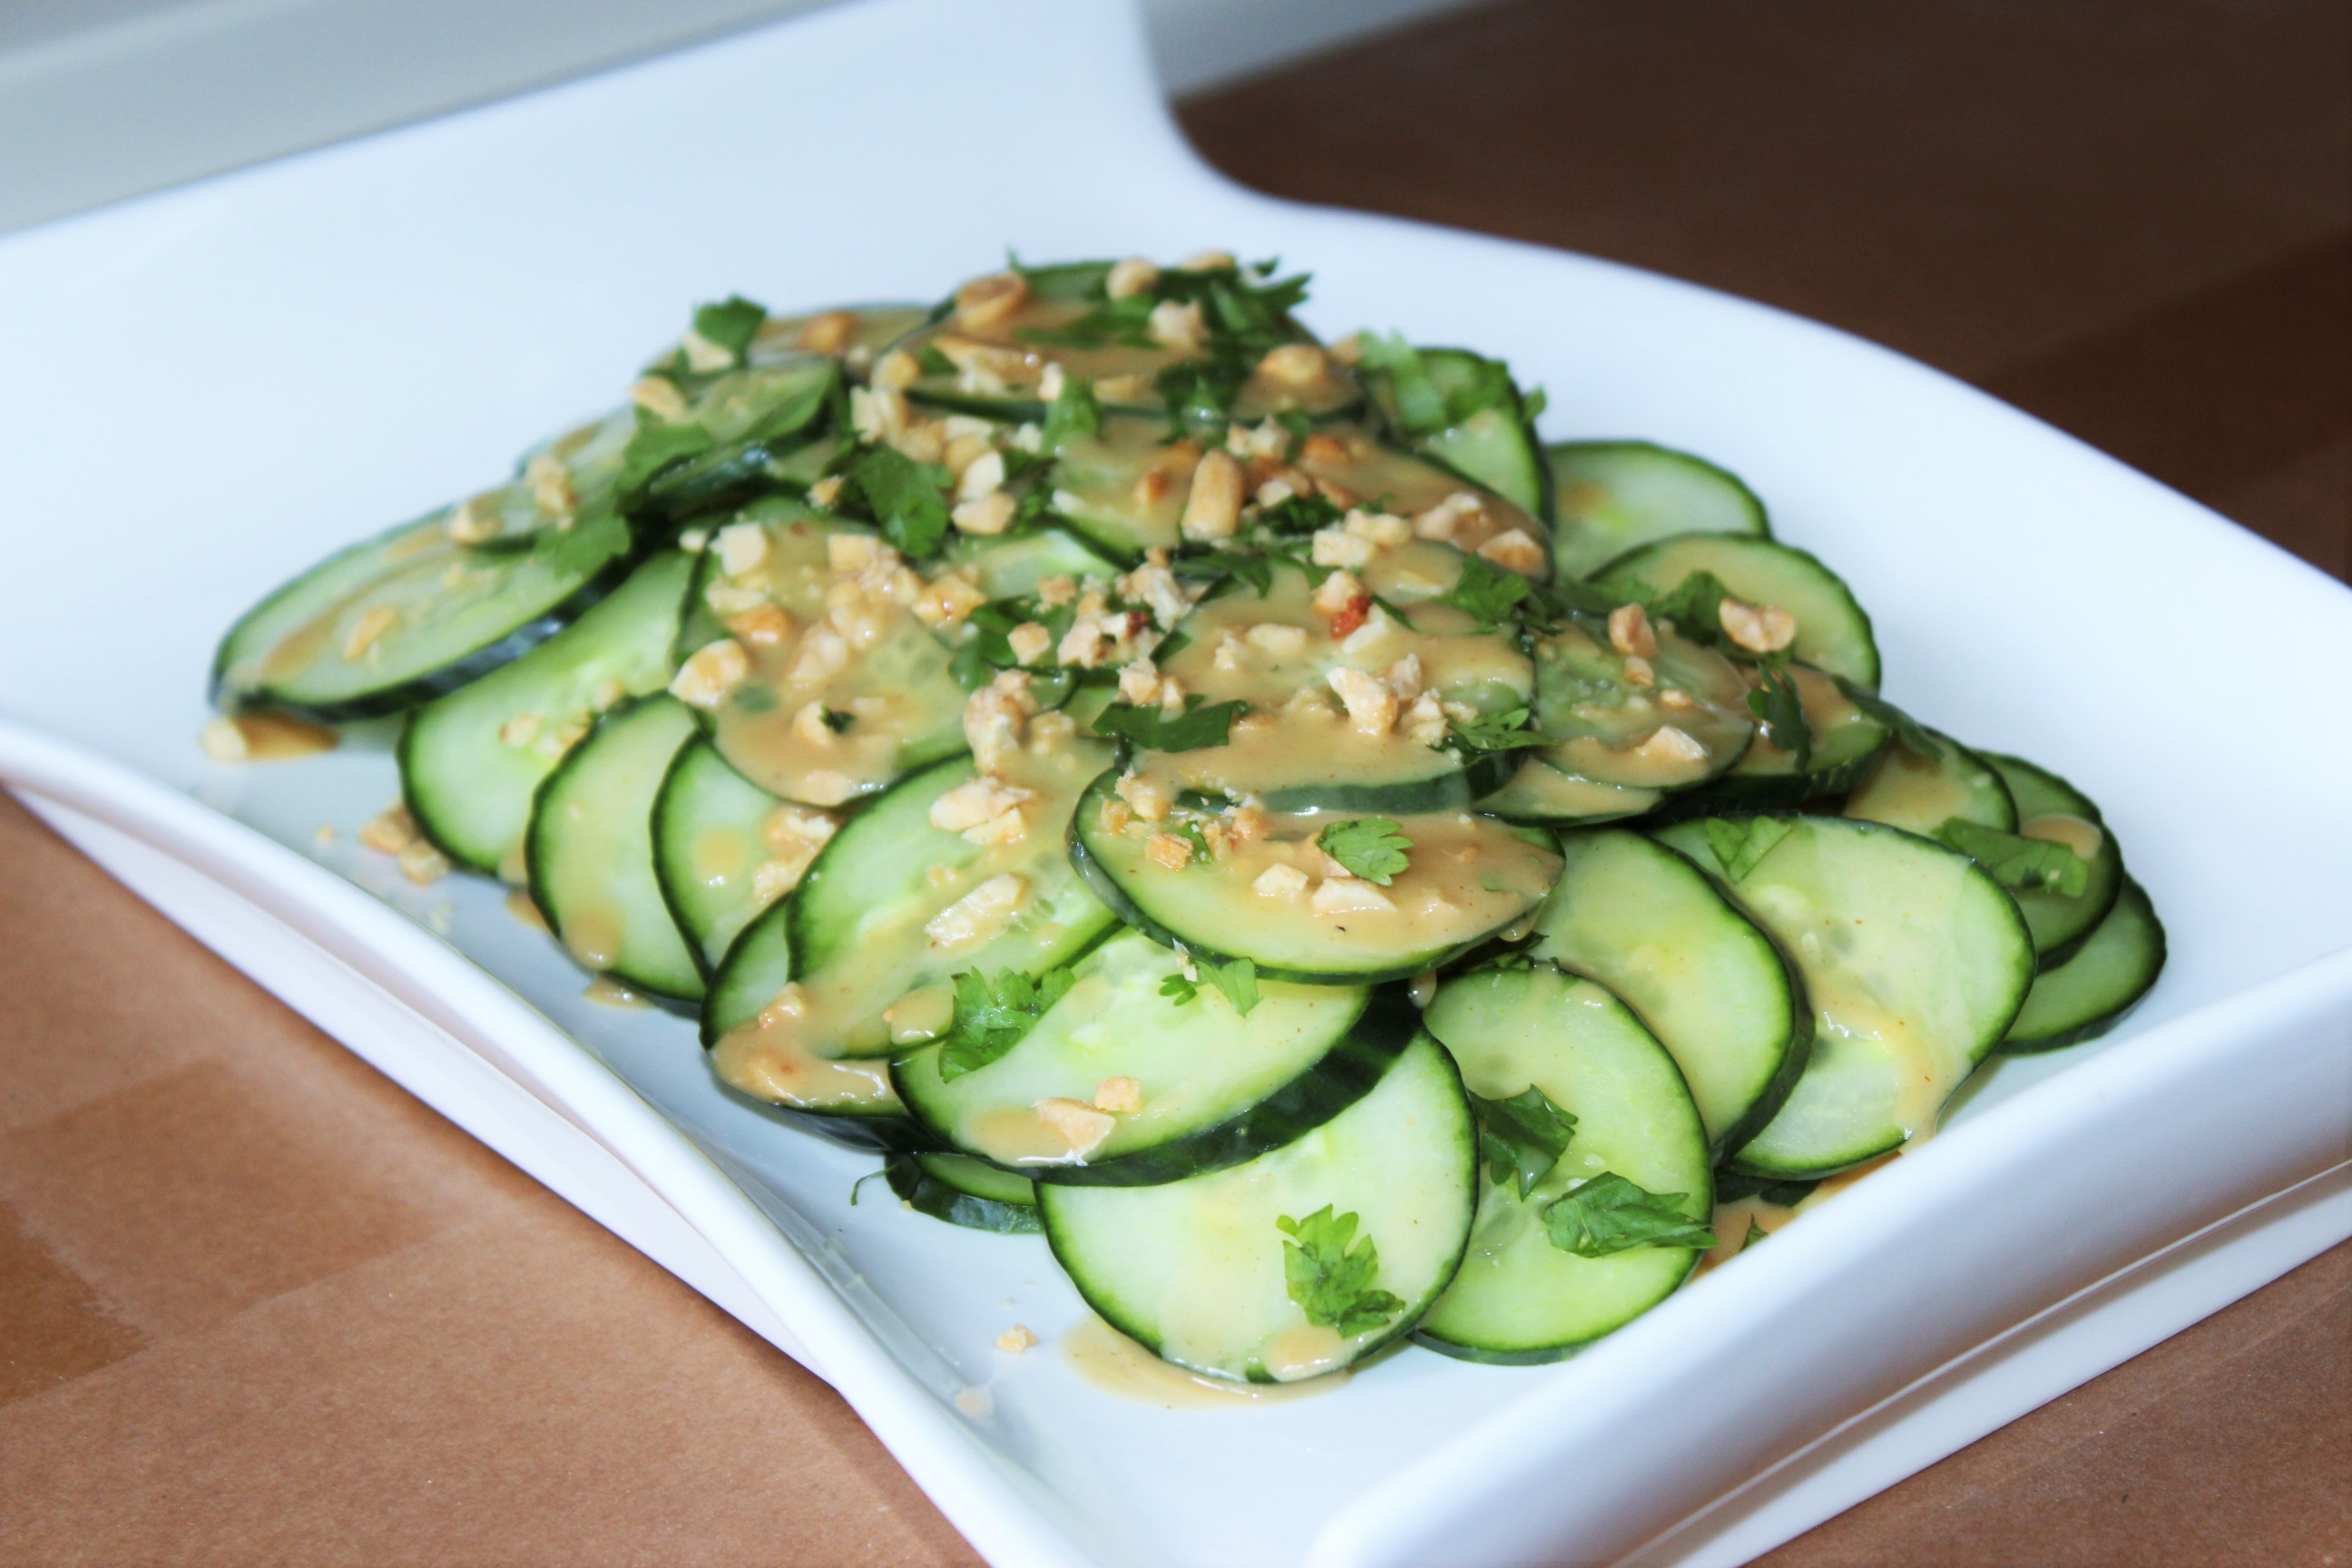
[208,253,2166,1384]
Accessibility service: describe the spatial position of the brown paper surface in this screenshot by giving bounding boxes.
[5,1,2347,1563]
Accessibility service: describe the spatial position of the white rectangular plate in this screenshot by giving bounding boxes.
[2,3,2347,1564]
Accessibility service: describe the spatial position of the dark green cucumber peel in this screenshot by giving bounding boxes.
[1980,753,2126,969]
[1999,878,2166,1053]
[880,1154,1042,1234]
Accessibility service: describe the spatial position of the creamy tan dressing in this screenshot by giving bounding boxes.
[1531,621,1751,788]
[1287,429,1541,545]
[1692,1194,1798,1278]
[2021,811,2104,861]
[1739,663,1866,771]
[1062,1317,1331,1407]
[965,1105,1091,1166]
[560,904,626,971]
[691,825,759,887]
[504,888,551,932]
[200,712,339,762]
[1846,737,1975,828]
[582,975,652,1009]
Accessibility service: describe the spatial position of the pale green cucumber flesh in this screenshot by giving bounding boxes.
[1546,441,1769,580]
[1981,753,2125,968]
[884,1153,1043,1233]
[1843,730,2017,837]
[1594,533,1880,689]
[652,737,787,975]
[2001,879,2165,1052]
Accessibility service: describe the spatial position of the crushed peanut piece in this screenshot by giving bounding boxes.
[1632,725,1710,764]
[995,1324,1040,1355]
[1475,529,1547,576]
[358,802,419,855]
[1146,831,1195,870]
[952,491,1016,536]
[715,521,769,578]
[1312,877,1396,916]
[1257,341,1328,387]
[631,376,690,422]
[1252,863,1309,899]
[1719,598,1798,654]
[341,604,400,661]
[670,639,750,709]
[955,271,1029,331]
[871,347,921,389]
[1034,1097,1115,1158]
[1608,603,1659,660]
[1093,1076,1145,1114]
[1007,622,1053,665]
[724,603,795,647]
[1179,449,1244,541]
[1327,665,1399,737]
[925,872,1029,948]
[397,838,451,886]
[797,309,855,355]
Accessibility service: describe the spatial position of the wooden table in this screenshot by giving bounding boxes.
[2,2,2344,1562]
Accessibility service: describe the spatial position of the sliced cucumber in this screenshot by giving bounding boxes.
[699,894,906,1125]
[1070,768,1562,984]
[1530,828,1807,1153]
[1594,534,1880,689]
[680,497,966,806]
[1546,442,1769,580]
[1525,613,1753,793]
[212,504,642,721]
[1360,346,1548,516]
[882,1152,1042,1234]
[2001,879,2165,1053]
[1477,758,1660,826]
[753,304,931,374]
[1656,815,2034,1177]
[627,355,840,518]
[1147,555,1533,813]
[941,524,1122,598]
[1039,1034,1475,1383]
[1661,662,1888,817]
[710,736,1119,1124]
[1415,965,1711,1363]
[1981,753,2125,968]
[895,929,1418,1186]
[526,695,704,1003]
[1844,730,2016,837]
[652,736,813,975]
[400,551,694,876]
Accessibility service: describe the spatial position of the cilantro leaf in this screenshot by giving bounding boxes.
[1202,954,1259,1015]
[1091,698,1248,752]
[1040,372,1102,452]
[1746,661,1812,771]
[1184,551,1274,598]
[936,966,1076,1081]
[1468,1086,1578,1199]
[1158,971,1198,1006]
[848,445,953,559]
[1540,1172,1718,1257]
[1256,490,1344,536]
[618,417,716,495]
[1703,815,1795,882]
[1434,553,1534,630]
[1317,818,1413,885]
[1638,569,1738,643]
[1156,356,1251,435]
[691,295,767,363]
[1936,818,2092,897]
[1831,676,1943,760]
[1357,333,1449,435]
[1278,1206,1406,1337]
[916,343,958,377]
[530,502,631,578]
[1743,1218,1768,1250]
[1449,706,1553,754]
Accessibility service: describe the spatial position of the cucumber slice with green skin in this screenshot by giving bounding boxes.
[1038,1034,1476,1383]
[1843,730,2017,837]
[1069,768,1562,984]
[1360,347,1549,518]
[652,736,801,975]
[882,1152,1042,1234]
[1655,815,2035,1178]
[897,260,1362,427]
[1981,754,2125,969]
[1477,758,1660,826]
[212,503,643,722]
[1146,554,1534,813]
[623,355,840,516]
[1529,828,1808,1154]
[754,304,932,372]
[710,736,1119,1120]
[941,525,1123,598]
[678,498,967,807]
[1414,965,1712,1363]
[1594,534,1881,689]
[1526,614,1754,793]
[400,551,695,876]
[699,896,921,1142]
[894,929,1418,1187]
[526,695,705,1004]
[1546,442,1770,580]
[2001,880,2166,1053]
[1657,662,1889,819]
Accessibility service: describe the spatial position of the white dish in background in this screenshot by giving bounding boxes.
[0,2,2347,1564]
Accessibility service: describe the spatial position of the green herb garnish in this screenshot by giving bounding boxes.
[1317,818,1413,885]
[1091,697,1249,752]
[1832,676,1943,760]
[1936,818,2092,897]
[1540,1172,1718,1258]
[1449,706,1553,754]
[691,295,767,362]
[1157,953,1259,1016]
[1703,815,1795,882]
[1746,661,1812,771]
[1469,1086,1578,1199]
[1040,372,1103,451]
[1433,553,1534,631]
[848,445,953,559]
[1278,1206,1405,1337]
[936,967,1078,1081]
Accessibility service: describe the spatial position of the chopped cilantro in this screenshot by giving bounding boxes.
[1832,675,1944,760]
[1936,818,2092,897]
[1040,372,1103,451]
[1317,818,1413,885]
[1434,553,1534,630]
[1703,815,1795,882]
[1256,491,1344,535]
[848,445,953,559]
[691,296,767,363]
[916,343,958,377]
[936,966,1077,1081]
[1540,1172,1718,1258]
[1743,1218,1769,1250]
[1637,569,1738,644]
[1357,333,1448,435]
[1091,697,1248,752]
[617,418,716,495]
[1449,706,1553,754]
[1277,1206,1405,1337]
[1746,661,1812,770]
[1468,1086,1578,1199]
[530,502,630,577]
[1158,953,1259,1015]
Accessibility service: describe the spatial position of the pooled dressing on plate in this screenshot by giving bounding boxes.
[1063,1317,1331,1407]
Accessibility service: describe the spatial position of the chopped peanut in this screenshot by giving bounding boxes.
[1298,432,1350,467]
[1311,527,1375,570]
[1227,418,1289,461]
[1475,528,1547,576]
[1113,770,1171,821]
[1312,569,1365,615]
[680,328,734,373]
[964,671,1036,771]
[956,449,1006,502]
[1412,490,1484,542]
[1118,661,1162,705]
[1007,622,1053,665]
[1148,299,1206,352]
[1146,831,1195,870]
[715,521,769,578]
[761,804,838,856]
[631,376,690,422]
[1105,257,1160,299]
[955,271,1029,331]
[397,838,450,886]
[1178,249,1236,271]
[670,639,750,709]
[995,1324,1040,1355]
[498,712,543,748]
[1244,622,1308,657]
[1344,508,1411,548]
[1257,342,1328,387]
[1034,1097,1115,1158]
[1035,574,1079,608]
[724,603,795,647]
[1252,863,1309,898]
[925,872,1028,948]
[1312,877,1396,916]
[358,802,418,855]
[790,701,838,746]
[808,474,845,508]
[870,348,920,389]
[1093,1076,1144,1114]
[1608,603,1659,660]
[1632,725,1710,764]
[1179,449,1244,541]
[1720,598,1798,654]
[1327,666,1398,737]
[445,496,500,544]
[912,573,988,629]
[797,309,856,355]
[929,778,1034,834]
[952,491,1016,536]
[524,454,574,516]
[1099,797,1134,835]
[1621,654,1656,688]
